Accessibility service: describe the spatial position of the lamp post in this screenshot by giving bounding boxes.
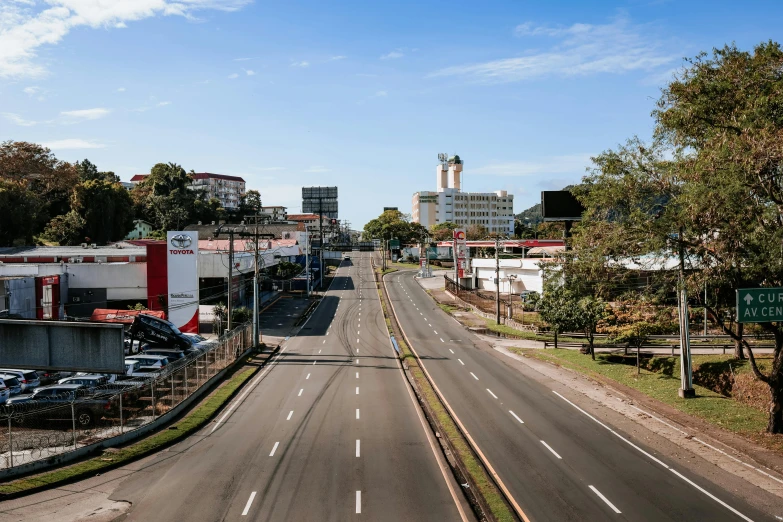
[507,274,518,320]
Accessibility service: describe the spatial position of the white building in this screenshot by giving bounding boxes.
[471,258,545,295]
[412,155,514,235]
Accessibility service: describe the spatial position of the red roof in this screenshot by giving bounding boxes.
[286,213,322,222]
[130,174,146,182]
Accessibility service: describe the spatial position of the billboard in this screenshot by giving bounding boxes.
[541,191,585,221]
[0,319,124,373]
[167,231,199,333]
[302,186,338,218]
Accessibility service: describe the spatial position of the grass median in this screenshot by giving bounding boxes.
[0,364,258,496]
[377,279,515,522]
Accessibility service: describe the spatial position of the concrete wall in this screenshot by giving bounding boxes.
[472,258,544,294]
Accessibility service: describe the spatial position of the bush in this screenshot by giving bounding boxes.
[232,306,252,325]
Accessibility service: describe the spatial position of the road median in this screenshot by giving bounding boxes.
[375,265,518,522]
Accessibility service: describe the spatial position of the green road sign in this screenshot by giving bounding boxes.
[736,287,783,323]
[389,239,400,249]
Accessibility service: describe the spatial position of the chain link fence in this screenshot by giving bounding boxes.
[0,323,252,471]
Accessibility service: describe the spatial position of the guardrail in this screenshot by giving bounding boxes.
[541,340,776,354]
[0,323,253,472]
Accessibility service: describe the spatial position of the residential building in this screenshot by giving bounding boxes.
[125,219,155,240]
[259,206,288,221]
[412,155,514,235]
[130,173,246,210]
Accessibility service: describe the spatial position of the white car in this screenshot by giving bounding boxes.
[128,366,162,379]
[125,355,169,369]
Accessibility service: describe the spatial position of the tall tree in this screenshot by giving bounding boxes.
[135,163,197,231]
[430,222,458,241]
[239,189,262,215]
[0,180,42,246]
[72,179,135,244]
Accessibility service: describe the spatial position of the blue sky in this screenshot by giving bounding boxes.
[1,0,779,229]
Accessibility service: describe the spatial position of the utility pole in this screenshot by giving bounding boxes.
[214,225,238,332]
[240,215,275,347]
[305,224,310,297]
[677,227,695,398]
[495,236,501,325]
[318,196,324,290]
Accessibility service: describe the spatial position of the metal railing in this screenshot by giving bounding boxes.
[0,323,252,471]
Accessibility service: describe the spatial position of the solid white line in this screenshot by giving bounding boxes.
[306,373,310,379]
[241,491,257,516]
[356,439,361,457]
[487,388,498,399]
[356,491,361,514]
[269,441,279,457]
[470,372,479,380]
[298,388,303,396]
[589,485,621,514]
[509,410,524,424]
[458,359,465,365]
[449,349,454,354]
[356,408,360,419]
[286,410,293,420]
[541,440,562,459]
[669,469,753,522]
[356,386,359,395]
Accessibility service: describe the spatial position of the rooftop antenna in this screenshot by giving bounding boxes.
[437,152,448,168]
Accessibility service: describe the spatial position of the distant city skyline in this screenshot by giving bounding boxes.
[1,0,780,227]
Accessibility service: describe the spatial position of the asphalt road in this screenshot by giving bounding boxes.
[108,252,468,521]
[386,268,771,522]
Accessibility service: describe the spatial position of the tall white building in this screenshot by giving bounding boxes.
[412,155,514,235]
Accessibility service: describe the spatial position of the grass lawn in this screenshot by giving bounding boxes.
[513,348,780,448]
[390,261,422,270]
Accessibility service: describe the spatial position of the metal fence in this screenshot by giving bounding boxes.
[0,323,253,471]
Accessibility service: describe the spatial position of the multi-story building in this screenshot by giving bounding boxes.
[259,206,288,221]
[130,173,246,210]
[412,155,514,235]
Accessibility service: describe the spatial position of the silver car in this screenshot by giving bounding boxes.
[0,380,10,404]
[0,369,41,393]
[0,374,23,396]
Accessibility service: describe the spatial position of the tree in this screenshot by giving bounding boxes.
[192,196,225,225]
[577,296,609,360]
[0,179,42,246]
[42,210,87,246]
[430,222,458,241]
[72,179,135,244]
[135,163,197,231]
[466,224,488,240]
[0,141,78,243]
[537,285,580,349]
[239,190,262,215]
[76,159,121,183]
[363,209,428,244]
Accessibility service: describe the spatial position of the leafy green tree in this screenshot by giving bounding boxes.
[466,224,488,240]
[0,179,42,246]
[192,196,225,225]
[430,221,457,241]
[42,210,86,245]
[135,163,197,231]
[238,189,262,216]
[537,285,580,349]
[76,159,121,183]
[577,296,609,360]
[363,209,428,244]
[72,179,135,244]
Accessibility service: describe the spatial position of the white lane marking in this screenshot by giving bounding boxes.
[440,338,445,343]
[357,338,359,343]
[356,491,361,514]
[449,348,454,354]
[356,386,360,395]
[323,340,326,344]
[356,439,361,457]
[318,349,321,354]
[306,373,311,380]
[356,372,359,378]
[541,440,562,459]
[298,388,303,396]
[269,442,279,457]
[509,410,524,424]
[470,372,479,380]
[355,359,359,365]
[356,408,360,419]
[241,492,257,516]
[434,330,438,335]
[487,389,498,399]
[553,391,756,521]
[327,332,329,335]
[420,312,423,315]
[458,359,465,365]
[589,485,621,514]
[428,323,432,327]
[286,410,293,420]
[669,469,753,522]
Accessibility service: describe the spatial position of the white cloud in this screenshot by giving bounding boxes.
[290,61,309,68]
[228,73,239,79]
[233,57,252,61]
[304,165,330,173]
[23,85,40,95]
[43,138,105,150]
[380,51,403,60]
[244,69,255,76]
[3,112,37,126]
[328,55,345,61]
[472,154,594,177]
[61,107,111,121]
[374,90,387,97]
[0,0,253,78]
[117,87,126,92]
[430,16,676,83]
[157,101,171,106]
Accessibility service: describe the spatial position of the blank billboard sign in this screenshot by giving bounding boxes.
[302,186,338,217]
[541,191,585,221]
[0,319,125,373]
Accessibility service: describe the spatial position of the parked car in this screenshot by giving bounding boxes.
[5,384,115,427]
[125,361,142,376]
[141,348,186,361]
[0,369,41,392]
[57,375,109,393]
[127,366,163,379]
[128,314,194,351]
[38,370,74,386]
[0,374,22,396]
[183,333,214,351]
[124,355,169,369]
[0,380,10,405]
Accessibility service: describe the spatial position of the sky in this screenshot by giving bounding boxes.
[1,0,780,229]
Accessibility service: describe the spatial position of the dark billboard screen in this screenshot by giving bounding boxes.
[541,191,585,221]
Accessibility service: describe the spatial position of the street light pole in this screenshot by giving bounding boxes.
[305,224,310,297]
[678,227,695,398]
[495,236,501,325]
